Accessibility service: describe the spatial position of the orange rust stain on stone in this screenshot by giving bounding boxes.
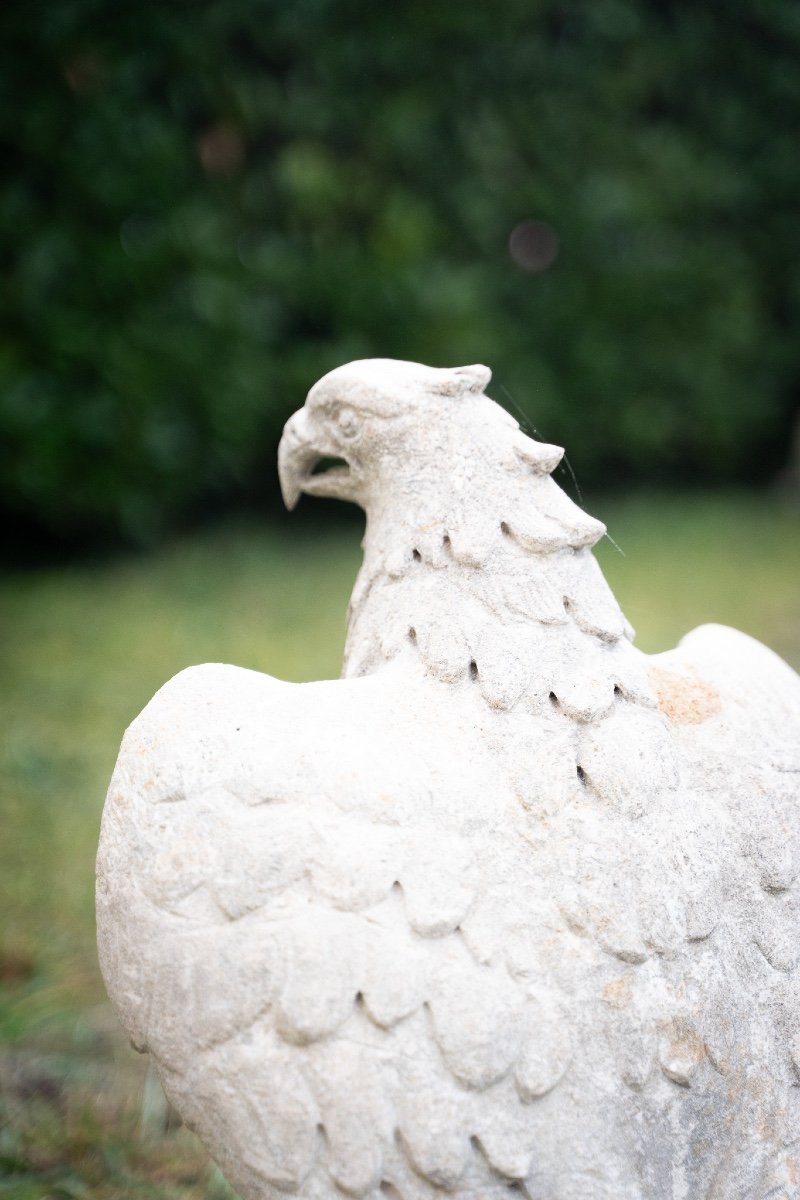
[666,1031,705,1067]
[788,1155,798,1186]
[602,974,633,1010]
[648,666,722,726]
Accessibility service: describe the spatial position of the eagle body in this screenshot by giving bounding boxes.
[97,360,800,1200]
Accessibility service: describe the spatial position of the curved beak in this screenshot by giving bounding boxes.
[278,410,315,510]
[278,409,355,510]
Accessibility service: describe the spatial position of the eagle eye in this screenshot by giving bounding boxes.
[337,406,359,438]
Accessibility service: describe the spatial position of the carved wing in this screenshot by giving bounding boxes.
[97,664,579,1200]
[98,635,800,1200]
[536,622,800,1198]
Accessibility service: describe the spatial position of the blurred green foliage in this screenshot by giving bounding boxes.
[2,0,799,545]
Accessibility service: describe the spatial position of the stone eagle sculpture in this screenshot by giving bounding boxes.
[97,359,800,1200]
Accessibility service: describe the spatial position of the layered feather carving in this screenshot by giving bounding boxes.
[98,359,800,1200]
[98,641,800,1199]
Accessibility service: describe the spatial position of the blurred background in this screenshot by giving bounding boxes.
[2,1,799,1196]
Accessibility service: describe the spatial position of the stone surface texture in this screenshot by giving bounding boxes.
[97,360,800,1200]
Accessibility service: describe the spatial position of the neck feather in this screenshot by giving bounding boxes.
[342,493,655,717]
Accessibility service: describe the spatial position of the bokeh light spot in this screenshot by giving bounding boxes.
[62,53,105,95]
[196,123,245,176]
[509,220,559,271]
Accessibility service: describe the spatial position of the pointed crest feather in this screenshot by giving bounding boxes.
[430,363,492,398]
[514,433,565,475]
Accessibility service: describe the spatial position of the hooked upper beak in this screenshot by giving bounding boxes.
[278,409,354,511]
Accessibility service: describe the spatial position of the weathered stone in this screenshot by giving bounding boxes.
[98,359,800,1199]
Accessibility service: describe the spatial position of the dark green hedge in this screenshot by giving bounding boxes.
[2,1,799,544]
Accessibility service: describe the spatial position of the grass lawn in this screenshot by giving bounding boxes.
[1,492,798,1197]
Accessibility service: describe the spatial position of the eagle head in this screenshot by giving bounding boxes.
[279,358,507,511]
